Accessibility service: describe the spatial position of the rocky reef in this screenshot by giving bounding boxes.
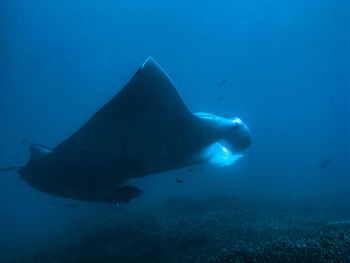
[211,221,350,263]
[1,196,349,263]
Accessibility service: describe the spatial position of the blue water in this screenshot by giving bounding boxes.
[0,0,349,261]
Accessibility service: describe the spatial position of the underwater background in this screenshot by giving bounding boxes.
[0,0,349,262]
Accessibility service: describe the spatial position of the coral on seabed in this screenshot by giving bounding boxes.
[211,221,350,263]
[1,196,349,263]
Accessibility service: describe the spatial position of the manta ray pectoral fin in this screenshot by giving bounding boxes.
[29,144,53,162]
[112,186,142,203]
[196,142,243,166]
[51,56,198,177]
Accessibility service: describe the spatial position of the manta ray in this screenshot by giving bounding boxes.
[1,57,251,203]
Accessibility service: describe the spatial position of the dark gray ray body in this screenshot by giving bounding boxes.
[18,57,219,203]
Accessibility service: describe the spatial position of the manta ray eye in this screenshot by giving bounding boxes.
[231,118,242,129]
[232,123,239,130]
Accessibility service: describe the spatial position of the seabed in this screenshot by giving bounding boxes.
[1,195,350,263]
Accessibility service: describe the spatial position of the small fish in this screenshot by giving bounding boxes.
[49,201,56,206]
[114,202,121,211]
[197,166,204,170]
[219,80,227,86]
[21,137,30,144]
[176,178,184,183]
[329,96,334,102]
[320,160,332,168]
[188,168,194,172]
[167,198,175,204]
[216,97,224,101]
[311,41,319,48]
[322,71,328,75]
[231,196,241,203]
[65,203,79,208]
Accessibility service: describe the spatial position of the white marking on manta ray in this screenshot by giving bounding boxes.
[197,142,244,166]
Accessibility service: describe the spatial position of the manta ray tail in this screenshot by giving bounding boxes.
[0,166,22,173]
[0,144,51,173]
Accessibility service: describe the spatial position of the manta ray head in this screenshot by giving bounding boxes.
[220,117,252,152]
[195,112,252,152]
